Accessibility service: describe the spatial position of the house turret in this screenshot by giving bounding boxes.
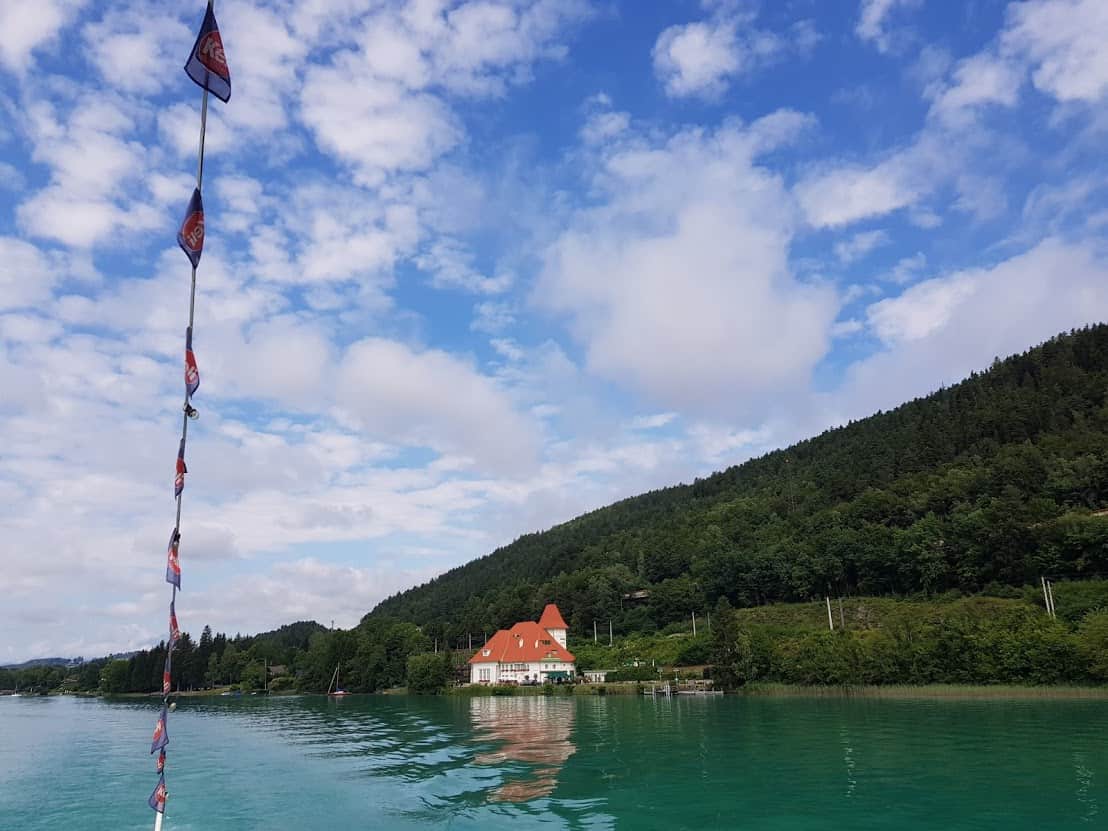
[538,603,568,649]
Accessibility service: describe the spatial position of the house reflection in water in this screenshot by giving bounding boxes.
[470,696,576,802]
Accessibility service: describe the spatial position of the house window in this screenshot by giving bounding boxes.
[478,668,491,682]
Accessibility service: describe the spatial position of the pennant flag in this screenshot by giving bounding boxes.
[177,188,205,268]
[156,749,166,774]
[150,705,169,754]
[169,601,181,649]
[148,773,167,813]
[174,438,187,498]
[166,529,181,589]
[162,650,173,696]
[184,1,231,103]
[184,327,200,398]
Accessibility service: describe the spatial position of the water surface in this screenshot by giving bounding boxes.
[1,693,1105,829]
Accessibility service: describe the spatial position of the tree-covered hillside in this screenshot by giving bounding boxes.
[368,325,1108,646]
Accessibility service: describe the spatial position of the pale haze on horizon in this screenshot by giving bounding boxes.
[2,0,1108,663]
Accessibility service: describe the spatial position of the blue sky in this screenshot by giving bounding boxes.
[3,0,1108,662]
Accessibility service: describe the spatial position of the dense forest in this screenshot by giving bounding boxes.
[368,325,1108,647]
[11,326,1108,695]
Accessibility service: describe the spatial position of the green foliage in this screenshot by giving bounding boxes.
[406,653,450,693]
[99,660,130,694]
[1077,610,1108,680]
[364,326,1108,646]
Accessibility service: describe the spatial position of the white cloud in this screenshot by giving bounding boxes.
[298,0,592,181]
[929,53,1023,123]
[0,0,86,72]
[416,238,513,294]
[336,337,540,474]
[0,237,59,310]
[537,113,839,416]
[82,10,191,95]
[1002,0,1108,103]
[471,300,516,334]
[847,239,1108,414]
[855,0,922,53]
[795,156,921,229]
[834,229,889,264]
[652,5,808,100]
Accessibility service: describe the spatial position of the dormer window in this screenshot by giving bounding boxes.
[482,649,490,657]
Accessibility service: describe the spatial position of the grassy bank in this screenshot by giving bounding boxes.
[449,683,641,697]
[739,682,1108,700]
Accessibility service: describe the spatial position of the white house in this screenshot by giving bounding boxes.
[469,604,576,685]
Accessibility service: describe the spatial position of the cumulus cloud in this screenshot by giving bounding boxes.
[651,6,814,99]
[0,0,86,72]
[337,337,540,474]
[855,0,922,53]
[537,112,838,416]
[1002,0,1108,103]
[846,239,1108,414]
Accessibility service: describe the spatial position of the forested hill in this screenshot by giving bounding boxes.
[367,325,1108,645]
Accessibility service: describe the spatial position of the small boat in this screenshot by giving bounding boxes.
[327,664,348,697]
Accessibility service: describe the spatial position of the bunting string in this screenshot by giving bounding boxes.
[148,3,231,829]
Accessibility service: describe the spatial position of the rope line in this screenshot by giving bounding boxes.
[148,3,230,827]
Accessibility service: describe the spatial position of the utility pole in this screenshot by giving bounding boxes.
[1041,577,1055,619]
[826,597,834,631]
[692,611,697,637]
[593,620,597,643]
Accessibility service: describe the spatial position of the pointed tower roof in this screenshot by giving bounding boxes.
[538,603,568,631]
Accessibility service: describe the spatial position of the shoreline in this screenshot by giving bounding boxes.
[737,682,1108,700]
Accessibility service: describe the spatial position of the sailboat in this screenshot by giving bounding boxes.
[327,664,348,697]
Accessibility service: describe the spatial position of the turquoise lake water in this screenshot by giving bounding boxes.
[1,693,1106,829]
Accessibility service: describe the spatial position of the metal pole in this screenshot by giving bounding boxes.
[154,811,164,831]
[1041,577,1051,617]
[593,621,597,643]
[826,597,834,631]
[1047,580,1057,619]
[692,612,696,637]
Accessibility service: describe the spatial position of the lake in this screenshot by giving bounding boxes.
[1,693,1106,829]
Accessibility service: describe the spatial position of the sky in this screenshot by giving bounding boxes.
[2,0,1108,663]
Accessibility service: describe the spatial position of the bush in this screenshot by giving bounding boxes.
[1077,610,1108,680]
[406,653,450,694]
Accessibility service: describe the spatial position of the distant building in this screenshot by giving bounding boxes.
[582,670,610,684]
[468,604,576,684]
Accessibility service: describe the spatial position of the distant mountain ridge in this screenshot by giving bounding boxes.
[367,325,1108,644]
[1,657,86,670]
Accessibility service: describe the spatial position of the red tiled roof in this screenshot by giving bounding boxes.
[538,603,568,630]
[468,621,576,664]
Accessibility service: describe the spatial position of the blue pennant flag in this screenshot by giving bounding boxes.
[150,705,169,754]
[162,649,173,696]
[166,529,181,589]
[185,1,231,103]
[148,773,167,813]
[174,438,187,498]
[169,601,181,649]
[177,188,204,268]
[156,749,166,774]
[184,327,199,398]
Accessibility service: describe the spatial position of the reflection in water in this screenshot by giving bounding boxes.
[470,696,576,802]
[1074,752,1099,823]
